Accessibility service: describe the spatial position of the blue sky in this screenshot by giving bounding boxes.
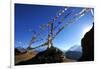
[15,4,94,51]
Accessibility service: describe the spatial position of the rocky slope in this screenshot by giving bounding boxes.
[16,46,75,65]
[78,24,94,61]
[15,48,37,64]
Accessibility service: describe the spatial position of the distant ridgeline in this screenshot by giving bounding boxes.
[65,45,82,60]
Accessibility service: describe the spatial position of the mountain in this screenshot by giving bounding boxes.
[65,51,82,60]
[15,48,21,55]
[64,45,82,60]
[15,47,27,55]
[78,23,94,61]
[16,47,26,53]
[68,45,82,52]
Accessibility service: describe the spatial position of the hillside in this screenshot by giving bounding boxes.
[78,23,94,61]
[15,49,37,64]
[15,46,75,65]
